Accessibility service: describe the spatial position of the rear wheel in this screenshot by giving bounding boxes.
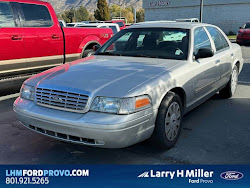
[82,49,94,58]
[150,92,183,149]
[219,65,238,98]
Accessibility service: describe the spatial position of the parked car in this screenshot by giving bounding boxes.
[176,18,200,23]
[14,22,244,149]
[105,20,126,30]
[0,0,112,81]
[66,22,85,27]
[59,20,66,27]
[78,23,120,34]
[81,21,104,24]
[236,22,250,45]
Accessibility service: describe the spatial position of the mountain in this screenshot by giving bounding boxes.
[44,0,143,14]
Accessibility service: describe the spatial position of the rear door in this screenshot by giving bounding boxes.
[18,2,64,73]
[0,1,26,78]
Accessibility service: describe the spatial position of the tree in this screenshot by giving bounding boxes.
[60,8,74,23]
[94,0,110,21]
[136,9,145,23]
[75,6,89,21]
[122,8,134,23]
[109,4,120,18]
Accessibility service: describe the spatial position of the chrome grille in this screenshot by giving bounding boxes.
[35,88,89,113]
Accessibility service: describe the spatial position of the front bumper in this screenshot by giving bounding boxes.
[13,97,156,148]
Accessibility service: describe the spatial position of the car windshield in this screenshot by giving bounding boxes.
[96,28,189,60]
[244,23,250,29]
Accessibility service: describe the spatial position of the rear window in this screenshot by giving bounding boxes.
[116,22,124,27]
[109,26,117,34]
[244,23,250,29]
[20,3,53,27]
[0,2,15,27]
[106,21,124,27]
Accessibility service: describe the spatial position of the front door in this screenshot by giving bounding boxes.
[206,26,233,86]
[192,27,220,100]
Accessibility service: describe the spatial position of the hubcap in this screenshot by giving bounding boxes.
[165,102,181,141]
[231,69,238,94]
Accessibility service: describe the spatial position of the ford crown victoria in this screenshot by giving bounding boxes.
[14,22,244,149]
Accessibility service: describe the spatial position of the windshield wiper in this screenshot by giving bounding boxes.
[97,52,123,56]
[131,54,159,59]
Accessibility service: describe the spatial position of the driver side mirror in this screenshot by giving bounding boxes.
[194,48,214,60]
[93,44,101,52]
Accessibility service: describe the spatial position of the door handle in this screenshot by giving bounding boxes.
[11,35,22,40]
[215,60,220,64]
[231,53,234,58]
[51,34,60,39]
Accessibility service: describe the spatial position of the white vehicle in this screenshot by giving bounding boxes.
[77,23,120,34]
[59,20,66,27]
[176,18,200,23]
[66,22,86,27]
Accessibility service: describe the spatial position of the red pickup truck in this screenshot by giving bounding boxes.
[0,0,112,80]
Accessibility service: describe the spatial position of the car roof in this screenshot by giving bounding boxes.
[2,0,49,5]
[83,23,118,26]
[106,20,124,23]
[176,18,198,20]
[128,22,213,29]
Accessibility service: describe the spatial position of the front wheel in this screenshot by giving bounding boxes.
[219,65,239,98]
[150,92,183,149]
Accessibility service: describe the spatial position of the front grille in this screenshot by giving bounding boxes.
[27,125,104,145]
[35,87,89,113]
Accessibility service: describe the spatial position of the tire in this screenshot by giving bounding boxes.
[150,92,183,149]
[219,65,238,98]
[82,49,94,58]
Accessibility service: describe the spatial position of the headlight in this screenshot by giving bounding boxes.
[90,95,152,114]
[20,84,35,101]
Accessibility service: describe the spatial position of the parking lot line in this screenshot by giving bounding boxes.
[0,93,19,102]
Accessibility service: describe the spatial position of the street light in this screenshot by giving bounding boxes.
[200,0,203,23]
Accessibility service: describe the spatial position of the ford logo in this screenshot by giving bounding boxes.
[220,171,244,180]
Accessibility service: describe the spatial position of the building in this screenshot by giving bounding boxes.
[143,0,250,34]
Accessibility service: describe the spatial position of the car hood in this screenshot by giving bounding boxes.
[29,56,182,97]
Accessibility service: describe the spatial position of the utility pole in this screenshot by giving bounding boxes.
[200,0,203,23]
[134,8,136,23]
[120,6,121,19]
[120,0,122,19]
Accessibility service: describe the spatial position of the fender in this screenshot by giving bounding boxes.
[78,35,102,55]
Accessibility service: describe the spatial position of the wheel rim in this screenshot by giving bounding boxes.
[231,69,238,94]
[165,102,181,141]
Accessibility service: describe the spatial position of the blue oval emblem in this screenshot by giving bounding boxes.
[220,171,244,180]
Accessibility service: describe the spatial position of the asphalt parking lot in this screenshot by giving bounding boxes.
[0,46,250,165]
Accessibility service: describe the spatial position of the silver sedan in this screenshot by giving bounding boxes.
[14,22,244,149]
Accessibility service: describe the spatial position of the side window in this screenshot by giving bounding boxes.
[0,2,15,27]
[20,3,53,27]
[137,33,146,47]
[194,27,212,54]
[206,27,229,52]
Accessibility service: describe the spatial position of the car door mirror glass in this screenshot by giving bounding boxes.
[194,48,214,60]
